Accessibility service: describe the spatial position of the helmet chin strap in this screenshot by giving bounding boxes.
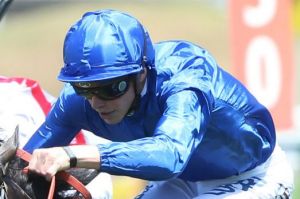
[126,91,141,116]
[126,73,143,117]
[126,25,149,117]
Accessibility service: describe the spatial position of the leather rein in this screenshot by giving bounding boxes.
[15,148,92,199]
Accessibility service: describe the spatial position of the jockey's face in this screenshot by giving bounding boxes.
[87,68,147,124]
[88,81,135,124]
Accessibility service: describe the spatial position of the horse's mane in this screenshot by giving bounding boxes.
[0,126,98,199]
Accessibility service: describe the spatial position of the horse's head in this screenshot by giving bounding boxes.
[0,124,32,199]
[0,124,97,199]
[0,124,19,179]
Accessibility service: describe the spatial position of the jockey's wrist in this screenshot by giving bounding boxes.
[63,146,77,167]
[65,145,100,169]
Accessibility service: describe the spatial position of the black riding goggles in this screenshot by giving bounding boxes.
[71,76,133,100]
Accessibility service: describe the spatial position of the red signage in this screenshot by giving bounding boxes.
[229,0,295,131]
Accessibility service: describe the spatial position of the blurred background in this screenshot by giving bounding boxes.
[0,0,299,198]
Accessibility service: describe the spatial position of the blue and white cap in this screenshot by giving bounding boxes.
[58,9,154,82]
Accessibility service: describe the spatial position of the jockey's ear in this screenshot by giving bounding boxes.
[0,125,19,165]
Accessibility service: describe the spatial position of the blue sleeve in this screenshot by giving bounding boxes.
[23,85,83,153]
[98,90,208,180]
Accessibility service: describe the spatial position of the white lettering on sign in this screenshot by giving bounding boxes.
[242,0,281,108]
[245,36,281,108]
[243,0,277,27]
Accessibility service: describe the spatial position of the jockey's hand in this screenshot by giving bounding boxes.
[28,145,100,181]
[28,147,70,181]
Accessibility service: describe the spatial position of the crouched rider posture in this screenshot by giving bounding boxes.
[24,9,294,198]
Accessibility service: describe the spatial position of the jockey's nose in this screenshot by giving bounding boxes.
[89,95,106,109]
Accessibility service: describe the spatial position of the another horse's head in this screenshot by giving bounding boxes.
[0,125,97,199]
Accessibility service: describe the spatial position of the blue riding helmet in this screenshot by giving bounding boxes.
[58,9,155,82]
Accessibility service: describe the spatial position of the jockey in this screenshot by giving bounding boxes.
[24,9,294,198]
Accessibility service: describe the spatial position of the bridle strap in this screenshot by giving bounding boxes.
[48,175,56,199]
[15,148,31,162]
[56,171,92,199]
[15,148,92,199]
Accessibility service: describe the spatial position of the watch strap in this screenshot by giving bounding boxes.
[63,146,77,168]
